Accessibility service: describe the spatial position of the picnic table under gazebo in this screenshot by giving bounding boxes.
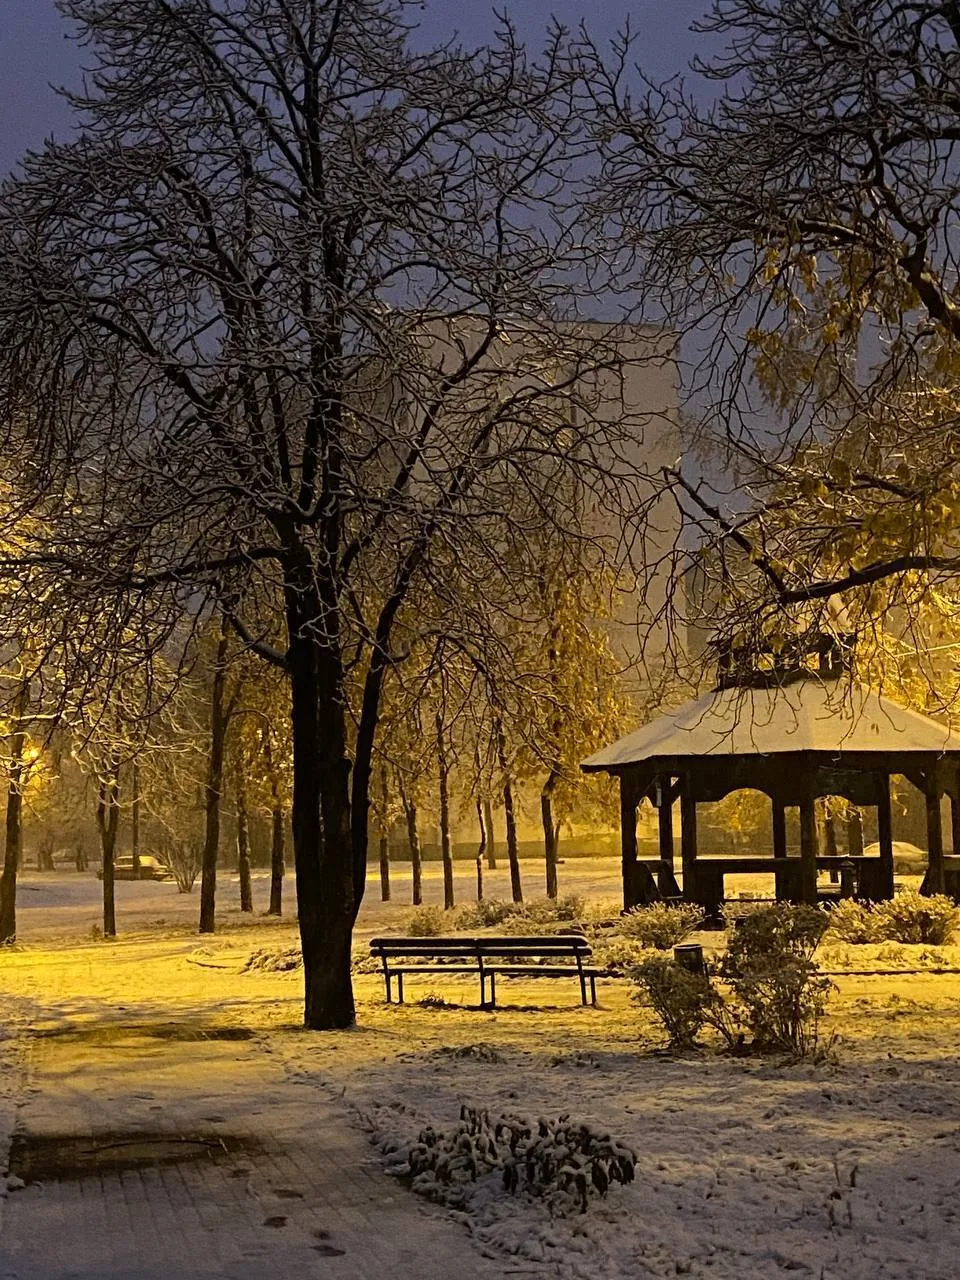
[581,640,960,913]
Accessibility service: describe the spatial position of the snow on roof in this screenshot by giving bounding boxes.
[581,679,960,771]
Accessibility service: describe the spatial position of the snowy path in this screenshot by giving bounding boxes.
[0,954,502,1280]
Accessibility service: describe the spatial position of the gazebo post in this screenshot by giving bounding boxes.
[847,808,864,857]
[798,788,818,905]
[619,771,639,912]
[657,776,674,867]
[680,770,698,904]
[924,769,945,896]
[875,773,895,899]
[771,796,788,900]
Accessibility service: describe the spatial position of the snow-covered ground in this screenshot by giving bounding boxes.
[2,862,960,1277]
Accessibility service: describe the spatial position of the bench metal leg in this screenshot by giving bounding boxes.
[590,975,597,1006]
[397,973,404,1004]
[577,962,588,1005]
[488,972,496,1008]
[384,972,392,1003]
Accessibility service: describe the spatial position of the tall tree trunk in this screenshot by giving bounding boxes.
[236,770,253,913]
[437,713,454,910]
[131,760,141,877]
[262,726,285,916]
[96,752,120,938]
[541,767,561,899]
[378,769,390,903]
[199,621,229,934]
[399,782,423,905]
[268,804,285,916]
[483,797,497,869]
[287,621,356,1031]
[495,716,523,903]
[475,798,486,902]
[0,677,30,944]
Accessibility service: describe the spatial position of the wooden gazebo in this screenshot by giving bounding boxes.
[582,640,960,913]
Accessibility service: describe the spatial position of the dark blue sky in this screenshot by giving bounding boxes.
[0,1,707,176]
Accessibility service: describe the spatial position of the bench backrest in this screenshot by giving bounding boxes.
[369,933,591,959]
[369,937,479,957]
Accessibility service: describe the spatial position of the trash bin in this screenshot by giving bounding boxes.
[673,943,706,975]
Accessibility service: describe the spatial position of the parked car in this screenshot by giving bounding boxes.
[863,841,927,875]
[96,854,174,882]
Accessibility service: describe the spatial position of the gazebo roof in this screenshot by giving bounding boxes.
[582,678,960,773]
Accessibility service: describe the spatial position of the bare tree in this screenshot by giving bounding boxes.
[0,0,667,1027]
[580,0,960,650]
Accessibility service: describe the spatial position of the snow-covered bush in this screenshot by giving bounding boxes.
[243,946,302,972]
[826,899,882,944]
[873,889,960,945]
[826,891,960,945]
[719,905,833,1056]
[592,936,655,974]
[454,898,523,929]
[630,955,715,1049]
[616,902,704,949]
[404,906,447,936]
[454,895,586,933]
[380,1105,636,1215]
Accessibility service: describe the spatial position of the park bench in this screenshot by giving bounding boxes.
[368,933,602,1008]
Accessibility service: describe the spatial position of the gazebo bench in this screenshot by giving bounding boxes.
[368,934,602,1008]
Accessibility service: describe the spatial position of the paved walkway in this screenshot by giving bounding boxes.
[0,996,501,1280]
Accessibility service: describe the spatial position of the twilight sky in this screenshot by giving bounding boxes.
[0,1,709,177]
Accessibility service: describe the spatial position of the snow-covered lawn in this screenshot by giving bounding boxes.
[2,862,960,1277]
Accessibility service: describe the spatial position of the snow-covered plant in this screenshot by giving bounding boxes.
[404,906,447,937]
[243,946,302,972]
[454,898,523,929]
[616,903,704,949]
[720,906,833,1056]
[826,899,882,944]
[592,937,655,974]
[381,1105,636,1215]
[523,894,586,924]
[873,889,960,945]
[631,956,715,1049]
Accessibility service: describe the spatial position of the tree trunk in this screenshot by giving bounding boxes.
[400,783,423,905]
[268,805,285,915]
[495,716,522,903]
[503,778,523,903]
[475,798,486,902]
[378,769,390,903]
[483,797,497,869]
[236,771,253,913]
[262,725,284,916]
[287,618,356,1031]
[437,713,454,910]
[541,768,561,899]
[0,678,30,944]
[199,621,229,934]
[96,753,120,938]
[131,760,141,877]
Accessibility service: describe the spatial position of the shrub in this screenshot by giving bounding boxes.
[404,905,447,937]
[825,899,882,944]
[873,889,960,945]
[383,1106,636,1215]
[719,905,832,1056]
[454,898,522,929]
[616,902,704,949]
[631,956,715,1049]
[523,894,587,925]
[593,937,655,974]
[168,839,202,893]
